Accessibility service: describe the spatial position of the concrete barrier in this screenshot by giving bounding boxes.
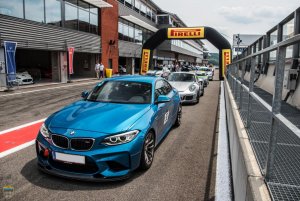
[223,78,271,201]
[215,82,232,201]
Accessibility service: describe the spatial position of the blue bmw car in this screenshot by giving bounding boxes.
[36,75,182,181]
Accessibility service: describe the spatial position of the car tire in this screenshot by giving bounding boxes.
[174,104,182,127]
[139,131,155,170]
[201,89,204,96]
[196,92,200,104]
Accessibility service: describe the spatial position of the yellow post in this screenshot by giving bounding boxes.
[105,69,112,78]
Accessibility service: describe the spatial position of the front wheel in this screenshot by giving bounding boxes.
[174,104,182,127]
[139,131,155,170]
[201,89,204,96]
[196,92,200,104]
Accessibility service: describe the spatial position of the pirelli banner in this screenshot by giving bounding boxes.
[222,49,231,77]
[140,49,151,75]
[140,26,231,80]
[167,27,205,39]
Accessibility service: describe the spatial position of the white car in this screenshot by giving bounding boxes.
[146,70,163,77]
[199,67,213,81]
[146,69,171,78]
[16,71,34,85]
[168,72,204,104]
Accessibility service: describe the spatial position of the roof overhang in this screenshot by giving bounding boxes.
[120,15,158,32]
[84,0,113,8]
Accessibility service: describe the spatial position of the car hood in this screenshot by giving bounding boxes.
[169,81,192,92]
[197,75,208,80]
[48,100,151,134]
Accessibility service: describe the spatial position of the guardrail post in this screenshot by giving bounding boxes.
[231,65,234,89]
[227,65,232,88]
[232,65,237,98]
[246,57,256,128]
[265,46,287,180]
[293,9,300,65]
[239,61,246,110]
[235,64,239,99]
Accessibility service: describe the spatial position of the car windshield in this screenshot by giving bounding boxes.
[196,72,207,76]
[87,81,152,104]
[200,68,211,72]
[146,71,155,75]
[168,73,195,82]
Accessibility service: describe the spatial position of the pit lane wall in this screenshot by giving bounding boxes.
[223,78,271,201]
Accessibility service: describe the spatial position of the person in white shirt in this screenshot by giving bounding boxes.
[95,62,100,79]
[99,62,105,78]
[122,65,127,74]
[162,65,169,78]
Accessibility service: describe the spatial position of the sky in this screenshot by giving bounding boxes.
[152,0,300,52]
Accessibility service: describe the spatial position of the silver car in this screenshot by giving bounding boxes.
[168,72,204,104]
[199,67,213,81]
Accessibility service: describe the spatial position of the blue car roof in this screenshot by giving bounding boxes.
[106,75,160,84]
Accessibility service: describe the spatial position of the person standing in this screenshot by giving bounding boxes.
[99,62,105,79]
[95,61,100,79]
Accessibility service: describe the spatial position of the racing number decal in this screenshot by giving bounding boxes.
[164,110,170,125]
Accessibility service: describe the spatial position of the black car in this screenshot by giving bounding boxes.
[181,66,192,72]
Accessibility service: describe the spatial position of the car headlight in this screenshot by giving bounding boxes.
[102,130,139,146]
[40,123,50,138]
[189,85,196,92]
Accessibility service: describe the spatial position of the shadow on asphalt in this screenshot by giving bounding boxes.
[21,158,146,190]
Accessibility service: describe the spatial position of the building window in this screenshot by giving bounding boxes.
[45,0,62,26]
[123,21,129,41]
[118,21,124,40]
[78,0,90,32]
[125,0,132,8]
[140,2,146,16]
[157,15,170,25]
[25,0,45,23]
[118,19,154,45]
[0,0,98,34]
[0,0,24,19]
[146,6,151,20]
[151,10,156,23]
[269,30,277,61]
[65,0,78,30]
[283,18,294,58]
[134,0,140,12]
[90,7,98,34]
[135,26,142,44]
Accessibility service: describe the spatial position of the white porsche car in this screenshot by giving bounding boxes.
[168,72,204,104]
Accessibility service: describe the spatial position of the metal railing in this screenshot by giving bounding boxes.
[227,33,300,200]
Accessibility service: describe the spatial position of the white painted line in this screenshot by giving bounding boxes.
[0,140,35,158]
[0,81,99,97]
[0,118,46,136]
[215,81,232,201]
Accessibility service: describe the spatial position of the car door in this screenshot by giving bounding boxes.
[154,80,172,142]
[194,75,201,95]
[162,80,176,127]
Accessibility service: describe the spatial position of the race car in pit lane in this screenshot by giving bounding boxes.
[36,75,182,181]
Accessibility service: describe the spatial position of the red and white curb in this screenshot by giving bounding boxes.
[0,119,45,158]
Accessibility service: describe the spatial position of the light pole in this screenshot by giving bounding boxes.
[235,34,242,60]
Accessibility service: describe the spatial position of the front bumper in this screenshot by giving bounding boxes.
[179,91,198,103]
[36,132,144,181]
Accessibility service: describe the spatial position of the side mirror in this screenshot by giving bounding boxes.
[156,95,171,104]
[81,90,89,99]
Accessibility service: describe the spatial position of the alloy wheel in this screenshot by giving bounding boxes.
[144,132,155,165]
